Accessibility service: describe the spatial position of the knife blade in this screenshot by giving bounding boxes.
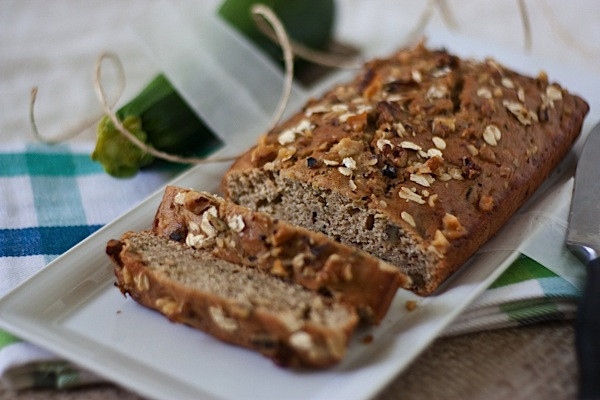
[567,121,600,400]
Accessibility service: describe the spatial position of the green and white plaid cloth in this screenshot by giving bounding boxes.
[0,143,582,390]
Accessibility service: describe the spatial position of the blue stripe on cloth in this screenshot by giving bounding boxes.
[538,276,581,298]
[0,226,102,257]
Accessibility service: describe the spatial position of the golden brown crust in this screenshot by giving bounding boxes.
[152,186,407,323]
[223,42,589,295]
[107,231,359,368]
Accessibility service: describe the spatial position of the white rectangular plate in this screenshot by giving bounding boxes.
[0,28,598,400]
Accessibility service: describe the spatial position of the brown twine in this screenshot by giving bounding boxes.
[252,13,364,69]
[434,0,459,30]
[518,0,533,52]
[92,5,298,165]
[251,4,295,131]
[31,1,588,167]
[29,52,125,144]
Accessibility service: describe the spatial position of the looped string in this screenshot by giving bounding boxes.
[92,53,240,164]
[31,2,574,165]
[29,52,125,144]
[518,0,532,52]
[252,10,363,70]
[251,4,296,131]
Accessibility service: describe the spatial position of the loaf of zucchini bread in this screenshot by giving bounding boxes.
[222,42,589,295]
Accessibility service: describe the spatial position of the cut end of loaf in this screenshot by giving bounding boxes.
[108,231,358,368]
[224,168,441,294]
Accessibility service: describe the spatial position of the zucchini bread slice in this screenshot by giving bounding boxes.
[107,231,359,368]
[152,185,409,323]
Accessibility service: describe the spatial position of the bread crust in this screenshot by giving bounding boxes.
[222,43,589,295]
[152,186,408,323]
[107,231,359,368]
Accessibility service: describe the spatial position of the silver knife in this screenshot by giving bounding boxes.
[567,121,600,400]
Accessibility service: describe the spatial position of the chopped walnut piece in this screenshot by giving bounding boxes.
[277,147,296,161]
[431,229,450,254]
[363,72,382,99]
[289,331,313,351]
[332,138,364,157]
[186,232,211,249]
[209,306,239,332]
[442,213,468,239]
[174,192,186,205]
[432,117,456,137]
[478,195,495,212]
[188,221,200,233]
[428,193,438,208]
[377,138,393,152]
[270,259,288,277]
[394,122,407,137]
[251,144,278,166]
[134,273,150,292]
[155,297,179,315]
[405,300,418,311]
[546,85,563,101]
[346,112,368,131]
[227,214,245,233]
[342,157,357,170]
[292,253,305,269]
[278,130,296,146]
[424,155,444,173]
[121,266,132,284]
[411,69,423,83]
[426,85,449,100]
[183,191,212,215]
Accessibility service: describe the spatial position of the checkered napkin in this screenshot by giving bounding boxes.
[0,144,582,390]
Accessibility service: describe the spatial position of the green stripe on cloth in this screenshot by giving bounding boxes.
[0,330,20,349]
[0,149,103,177]
[30,176,88,227]
[490,254,557,288]
[26,144,88,227]
[500,299,564,325]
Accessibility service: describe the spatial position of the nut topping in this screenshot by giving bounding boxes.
[227,214,245,233]
[483,125,501,146]
[401,211,416,228]
[442,213,468,239]
[399,187,426,204]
